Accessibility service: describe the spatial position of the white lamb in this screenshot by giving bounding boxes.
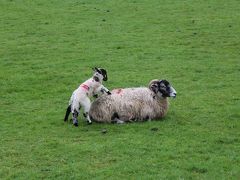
[64,67,111,126]
[89,79,177,123]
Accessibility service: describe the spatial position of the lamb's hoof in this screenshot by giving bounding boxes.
[73,120,78,127]
[87,121,92,125]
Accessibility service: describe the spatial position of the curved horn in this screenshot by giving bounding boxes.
[148,79,159,93]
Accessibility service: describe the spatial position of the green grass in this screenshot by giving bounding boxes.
[1,0,240,179]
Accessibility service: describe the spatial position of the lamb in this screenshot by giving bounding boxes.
[89,79,177,123]
[64,67,111,126]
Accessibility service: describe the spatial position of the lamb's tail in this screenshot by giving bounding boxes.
[64,105,71,122]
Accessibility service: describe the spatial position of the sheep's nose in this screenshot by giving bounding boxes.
[171,93,177,98]
[170,87,177,98]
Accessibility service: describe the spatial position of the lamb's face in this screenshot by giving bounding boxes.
[92,67,108,82]
[149,79,177,98]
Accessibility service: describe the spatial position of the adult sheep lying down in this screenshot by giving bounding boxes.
[89,79,177,123]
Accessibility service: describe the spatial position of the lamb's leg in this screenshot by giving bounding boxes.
[83,112,91,124]
[71,100,80,127]
[64,105,71,122]
[81,98,92,124]
[72,109,79,126]
[96,85,111,95]
[65,92,74,122]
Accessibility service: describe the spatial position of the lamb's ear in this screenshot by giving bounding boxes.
[100,69,108,81]
[93,67,101,74]
[103,73,107,81]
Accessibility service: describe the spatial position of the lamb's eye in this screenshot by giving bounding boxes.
[94,76,100,82]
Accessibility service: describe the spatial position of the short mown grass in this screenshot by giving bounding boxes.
[0,0,239,179]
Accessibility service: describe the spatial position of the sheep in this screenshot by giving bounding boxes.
[64,67,111,126]
[89,79,177,123]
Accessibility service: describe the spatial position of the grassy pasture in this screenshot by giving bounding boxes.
[0,0,239,179]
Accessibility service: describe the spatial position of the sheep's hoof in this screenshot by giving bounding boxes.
[87,121,92,125]
[116,119,124,124]
[73,119,78,127]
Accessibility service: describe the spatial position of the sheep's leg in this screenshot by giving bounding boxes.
[116,119,125,124]
[81,98,92,124]
[111,112,125,124]
[111,118,125,124]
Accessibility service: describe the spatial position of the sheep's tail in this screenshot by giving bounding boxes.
[64,105,71,122]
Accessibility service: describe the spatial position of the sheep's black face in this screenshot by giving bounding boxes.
[158,80,177,98]
[93,67,108,81]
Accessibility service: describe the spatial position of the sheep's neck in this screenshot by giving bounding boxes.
[158,98,169,116]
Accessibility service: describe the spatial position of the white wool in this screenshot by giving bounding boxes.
[89,80,175,123]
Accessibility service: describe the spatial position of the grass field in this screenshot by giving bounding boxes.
[1,0,240,179]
